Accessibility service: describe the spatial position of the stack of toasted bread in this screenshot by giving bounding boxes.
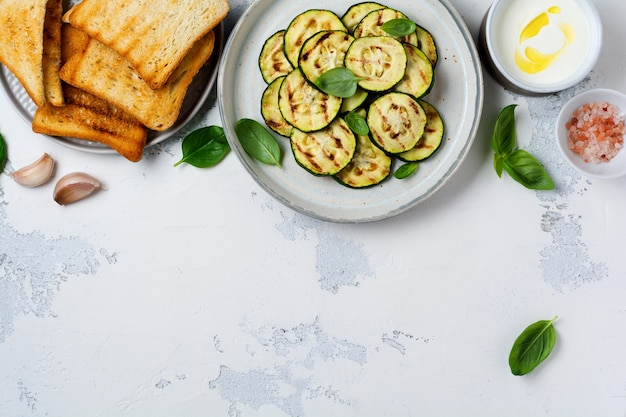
[0,0,229,162]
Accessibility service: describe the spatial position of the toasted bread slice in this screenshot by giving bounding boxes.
[60,30,216,131]
[60,24,89,63]
[63,0,228,89]
[35,24,148,162]
[61,24,91,64]
[0,0,48,107]
[42,0,64,106]
[33,85,148,162]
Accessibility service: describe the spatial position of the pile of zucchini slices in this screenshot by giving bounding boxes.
[258,2,444,189]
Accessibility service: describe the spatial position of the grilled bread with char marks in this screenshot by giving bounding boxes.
[0,0,49,107]
[33,25,147,162]
[33,84,148,162]
[42,0,64,106]
[62,0,228,89]
[59,29,215,131]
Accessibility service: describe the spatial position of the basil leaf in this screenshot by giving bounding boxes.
[174,126,230,168]
[509,316,558,376]
[503,149,555,190]
[382,18,417,37]
[491,105,555,190]
[492,104,517,156]
[494,154,504,178]
[344,111,369,136]
[0,133,6,174]
[235,118,282,167]
[316,67,359,98]
[394,162,418,179]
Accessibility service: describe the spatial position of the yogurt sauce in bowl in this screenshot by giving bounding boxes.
[482,0,602,94]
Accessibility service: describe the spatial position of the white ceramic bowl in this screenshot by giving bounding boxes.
[556,88,626,179]
[480,0,602,95]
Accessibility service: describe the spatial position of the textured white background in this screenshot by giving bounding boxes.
[1,0,626,416]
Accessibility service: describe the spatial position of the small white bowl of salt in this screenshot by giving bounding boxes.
[556,88,626,179]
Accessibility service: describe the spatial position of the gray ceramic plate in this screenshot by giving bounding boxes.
[0,22,223,154]
[218,0,483,223]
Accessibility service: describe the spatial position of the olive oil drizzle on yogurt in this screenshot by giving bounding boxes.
[493,0,590,85]
[515,6,576,74]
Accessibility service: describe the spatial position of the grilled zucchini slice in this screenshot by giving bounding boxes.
[299,30,355,85]
[416,25,438,66]
[340,88,368,113]
[259,30,294,84]
[261,76,293,137]
[278,68,342,132]
[335,111,392,188]
[397,100,444,161]
[344,36,407,92]
[394,43,433,98]
[341,2,385,34]
[353,8,418,46]
[291,118,356,176]
[284,9,347,68]
[367,92,427,154]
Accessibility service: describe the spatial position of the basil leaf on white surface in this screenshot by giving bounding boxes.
[491,104,517,158]
[235,118,282,167]
[175,126,230,168]
[503,149,555,190]
[492,105,554,190]
[0,133,7,174]
[509,316,558,376]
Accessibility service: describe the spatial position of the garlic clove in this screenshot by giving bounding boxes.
[53,172,103,205]
[10,153,55,187]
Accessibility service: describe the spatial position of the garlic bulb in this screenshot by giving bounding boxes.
[10,153,55,187]
[53,172,103,205]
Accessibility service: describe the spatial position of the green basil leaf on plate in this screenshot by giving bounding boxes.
[394,162,418,179]
[316,67,360,98]
[382,18,417,37]
[344,110,369,136]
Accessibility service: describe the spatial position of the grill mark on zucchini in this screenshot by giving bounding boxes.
[283,9,348,67]
[397,100,444,161]
[335,135,392,188]
[299,30,355,85]
[278,68,342,132]
[368,92,426,154]
[291,118,356,176]
[353,8,418,46]
[261,75,293,137]
[393,43,433,98]
[416,25,438,66]
[335,109,392,188]
[341,2,385,33]
[344,36,407,92]
[258,30,293,84]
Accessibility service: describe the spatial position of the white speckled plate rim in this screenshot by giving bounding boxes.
[218,0,484,223]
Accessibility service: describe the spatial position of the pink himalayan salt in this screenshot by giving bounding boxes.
[566,101,626,163]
